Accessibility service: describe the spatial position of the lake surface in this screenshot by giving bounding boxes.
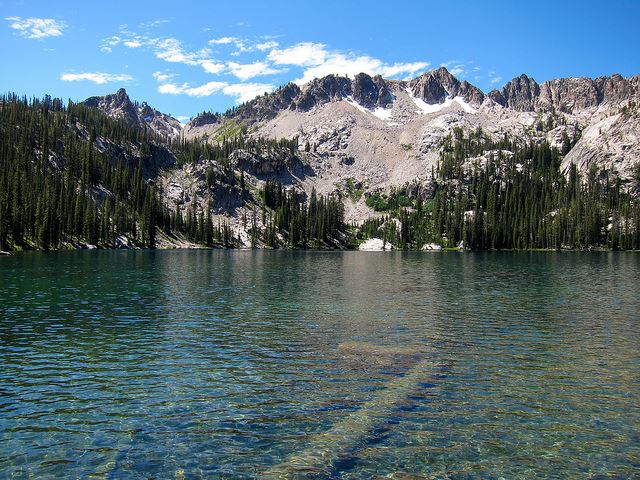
[1,251,639,478]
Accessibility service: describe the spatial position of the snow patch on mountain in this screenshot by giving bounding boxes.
[406,89,477,115]
[345,97,393,122]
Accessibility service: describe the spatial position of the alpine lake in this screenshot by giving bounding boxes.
[1,250,639,478]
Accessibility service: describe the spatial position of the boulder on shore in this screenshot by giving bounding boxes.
[359,238,393,251]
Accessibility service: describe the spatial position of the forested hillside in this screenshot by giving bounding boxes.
[359,128,640,250]
[0,94,346,251]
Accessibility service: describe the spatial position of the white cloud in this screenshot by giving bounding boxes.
[153,37,210,66]
[158,80,274,103]
[256,40,278,51]
[490,75,503,85]
[441,61,465,77]
[100,35,121,53]
[152,71,175,82]
[60,72,133,84]
[158,81,227,97]
[208,36,238,45]
[199,59,226,74]
[157,82,189,95]
[449,66,465,76]
[6,16,66,39]
[123,39,143,48]
[268,42,428,84]
[268,42,328,67]
[188,81,229,97]
[223,83,275,103]
[102,30,212,68]
[380,62,430,78]
[227,61,284,81]
[294,54,429,85]
[139,19,168,29]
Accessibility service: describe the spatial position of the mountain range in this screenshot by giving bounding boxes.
[2,66,639,252]
[82,67,639,227]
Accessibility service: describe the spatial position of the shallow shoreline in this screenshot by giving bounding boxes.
[2,246,639,255]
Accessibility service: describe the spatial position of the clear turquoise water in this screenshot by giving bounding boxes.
[1,251,639,479]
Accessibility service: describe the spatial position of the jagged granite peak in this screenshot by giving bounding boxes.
[230,83,302,124]
[82,88,182,137]
[408,67,485,105]
[352,73,394,109]
[594,73,639,104]
[83,88,138,124]
[292,75,353,111]
[489,74,540,111]
[490,73,639,113]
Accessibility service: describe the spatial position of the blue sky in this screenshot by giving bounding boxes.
[2,0,639,121]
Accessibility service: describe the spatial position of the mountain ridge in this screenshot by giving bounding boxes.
[79,67,640,235]
[83,67,639,136]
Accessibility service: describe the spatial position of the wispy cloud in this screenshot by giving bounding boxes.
[200,60,226,74]
[208,36,239,45]
[488,71,503,85]
[102,27,206,64]
[139,19,168,30]
[158,80,274,102]
[158,80,227,96]
[6,16,66,39]
[227,61,285,81]
[222,82,275,102]
[60,72,133,84]
[268,42,428,85]
[98,28,432,103]
[153,37,210,66]
[103,28,287,80]
[256,40,278,51]
[441,60,467,77]
[268,42,328,67]
[208,36,252,56]
[152,71,175,83]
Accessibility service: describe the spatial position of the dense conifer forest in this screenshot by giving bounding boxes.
[359,128,640,250]
[0,94,339,251]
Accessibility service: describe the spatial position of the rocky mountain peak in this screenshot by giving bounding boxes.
[408,67,485,106]
[114,88,130,101]
[292,74,353,111]
[351,73,393,109]
[229,82,301,124]
[489,73,639,113]
[488,74,540,111]
[82,89,182,137]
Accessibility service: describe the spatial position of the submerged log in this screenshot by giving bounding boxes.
[263,343,438,478]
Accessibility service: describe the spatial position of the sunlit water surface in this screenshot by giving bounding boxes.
[1,251,639,478]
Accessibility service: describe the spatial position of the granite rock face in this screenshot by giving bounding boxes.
[489,73,639,113]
